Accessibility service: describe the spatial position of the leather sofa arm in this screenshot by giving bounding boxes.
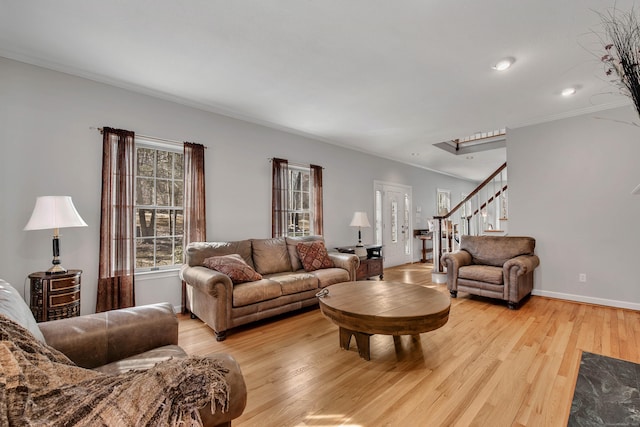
[181,265,235,341]
[328,252,360,281]
[441,251,472,290]
[504,254,540,278]
[441,251,472,269]
[38,303,178,369]
[180,265,234,298]
[504,254,540,305]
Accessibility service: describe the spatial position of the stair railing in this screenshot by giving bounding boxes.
[432,162,507,273]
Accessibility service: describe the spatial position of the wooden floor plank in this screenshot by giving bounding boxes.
[178,263,640,427]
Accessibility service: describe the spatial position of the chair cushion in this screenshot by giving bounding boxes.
[458,265,503,285]
[202,254,263,284]
[296,241,334,271]
[460,236,535,267]
[251,238,292,275]
[94,344,187,375]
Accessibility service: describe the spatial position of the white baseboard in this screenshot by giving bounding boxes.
[532,289,640,311]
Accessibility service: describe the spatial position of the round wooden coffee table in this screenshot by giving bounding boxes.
[318,281,450,360]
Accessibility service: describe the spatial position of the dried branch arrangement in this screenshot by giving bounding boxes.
[600,7,640,117]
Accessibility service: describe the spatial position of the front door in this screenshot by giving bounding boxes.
[374,182,412,267]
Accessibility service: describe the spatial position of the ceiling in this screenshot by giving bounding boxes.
[0,0,634,181]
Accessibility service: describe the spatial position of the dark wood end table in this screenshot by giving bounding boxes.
[28,269,82,322]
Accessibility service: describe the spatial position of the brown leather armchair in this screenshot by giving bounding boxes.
[441,235,540,309]
[0,279,247,427]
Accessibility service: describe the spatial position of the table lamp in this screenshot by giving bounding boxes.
[349,211,371,257]
[24,196,87,274]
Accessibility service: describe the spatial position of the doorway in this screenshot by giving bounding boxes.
[374,181,413,267]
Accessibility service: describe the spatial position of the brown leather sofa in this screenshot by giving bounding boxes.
[181,235,359,341]
[441,235,540,309]
[0,279,247,427]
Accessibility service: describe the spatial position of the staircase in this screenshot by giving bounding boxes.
[432,162,508,276]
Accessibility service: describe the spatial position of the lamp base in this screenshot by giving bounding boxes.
[354,245,367,258]
[46,264,68,275]
[47,237,67,274]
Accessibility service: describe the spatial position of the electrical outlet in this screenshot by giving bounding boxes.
[579,273,587,283]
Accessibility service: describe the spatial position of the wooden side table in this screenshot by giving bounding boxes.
[413,229,433,263]
[29,270,82,322]
[356,257,384,280]
[336,245,384,280]
[336,245,383,259]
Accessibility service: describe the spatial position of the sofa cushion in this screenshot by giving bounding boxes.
[202,254,263,284]
[251,237,292,275]
[459,265,503,285]
[232,279,283,307]
[309,268,350,288]
[265,272,319,295]
[296,241,334,271]
[285,235,325,271]
[186,240,254,268]
[0,279,46,342]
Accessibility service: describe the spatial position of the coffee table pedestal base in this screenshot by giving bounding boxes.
[340,327,373,360]
[319,281,451,361]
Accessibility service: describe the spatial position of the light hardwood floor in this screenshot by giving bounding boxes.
[178,263,640,427]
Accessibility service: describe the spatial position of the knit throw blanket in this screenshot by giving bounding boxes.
[0,314,230,426]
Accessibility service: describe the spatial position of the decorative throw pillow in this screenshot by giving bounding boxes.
[296,241,334,272]
[202,254,263,284]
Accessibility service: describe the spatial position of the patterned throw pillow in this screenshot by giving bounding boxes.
[202,254,263,284]
[296,241,334,272]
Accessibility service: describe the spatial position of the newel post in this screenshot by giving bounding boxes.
[432,216,443,273]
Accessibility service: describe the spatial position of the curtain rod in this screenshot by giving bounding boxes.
[92,127,207,149]
[269,158,324,169]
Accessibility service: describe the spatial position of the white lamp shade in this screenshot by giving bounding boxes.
[349,211,371,228]
[24,196,88,230]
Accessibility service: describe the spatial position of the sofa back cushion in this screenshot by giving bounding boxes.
[285,235,325,271]
[186,240,254,268]
[0,279,46,342]
[251,237,292,275]
[460,235,535,267]
[202,254,263,284]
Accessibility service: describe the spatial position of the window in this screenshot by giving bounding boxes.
[272,158,323,238]
[375,190,382,245]
[286,165,313,237]
[134,141,184,270]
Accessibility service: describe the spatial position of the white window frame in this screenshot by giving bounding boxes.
[134,138,184,272]
[286,165,314,237]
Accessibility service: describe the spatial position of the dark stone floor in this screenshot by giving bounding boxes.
[568,351,640,426]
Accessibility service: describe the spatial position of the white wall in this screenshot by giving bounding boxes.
[508,106,640,310]
[0,57,474,313]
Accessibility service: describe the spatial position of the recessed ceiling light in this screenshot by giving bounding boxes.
[492,57,515,71]
[561,87,576,97]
